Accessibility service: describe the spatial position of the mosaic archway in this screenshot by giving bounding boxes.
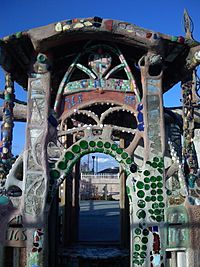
[1,13,200,267]
[49,137,133,192]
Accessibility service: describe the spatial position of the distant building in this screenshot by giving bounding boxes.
[98,166,119,174]
[80,171,120,200]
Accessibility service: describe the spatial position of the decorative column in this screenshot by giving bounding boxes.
[0,73,15,187]
[22,53,51,267]
[0,73,15,267]
[182,74,198,189]
[182,74,200,267]
[128,52,165,267]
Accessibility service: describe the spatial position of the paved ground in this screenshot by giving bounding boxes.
[79,200,120,242]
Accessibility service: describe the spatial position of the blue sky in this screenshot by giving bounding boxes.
[0,0,199,169]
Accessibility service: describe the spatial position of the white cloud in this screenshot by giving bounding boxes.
[81,153,118,172]
[97,157,112,164]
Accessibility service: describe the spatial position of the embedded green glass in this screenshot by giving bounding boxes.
[96,148,104,153]
[116,147,123,154]
[143,229,149,236]
[135,244,140,251]
[154,209,160,215]
[156,175,162,181]
[144,177,150,183]
[133,259,140,265]
[126,157,133,164]
[89,141,96,147]
[151,162,157,168]
[144,184,150,190]
[159,202,165,208]
[136,181,144,189]
[50,169,60,179]
[157,195,164,201]
[80,140,88,149]
[158,161,164,168]
[121,152,128,159]
[140,251,147,258]
[144,170,150,176]
[153,157,159,162]
[135,228,141,235]
[150,189,156,195]
[151,183,157,189]
[148,209,154,214]
[141,245,147,251]
[142,237,148,244]
[156,215,162,222]
[151,196,156,201]
[97,141,103,148]
[137,190,145,198]
[140,259,145,265]
[166,189,172,195]
[57,161,67,170]
[65,151,74,160]
[137,209,146,219]
[72,144,80,153]
[145,196,151,202]
[157,189,163,194]
[111,143,118,150]
[104,142,111,148]
[152,203,159,209]
[150,176,156,182]
[133,252,140,257]
[157,182,163,188]
[137,200,146,208]
[126,186,130,194]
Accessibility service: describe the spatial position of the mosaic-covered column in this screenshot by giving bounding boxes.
[0,73,15,187]
[22,53,51,267]
[0,73,15,267]
[182,74,198,189]
[129,52,165,267]
[182,74,200,267]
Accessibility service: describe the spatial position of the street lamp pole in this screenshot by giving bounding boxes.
[96,156,98,173]
[92,155,95,174]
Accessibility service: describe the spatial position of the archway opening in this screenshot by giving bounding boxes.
[79,153,121,244]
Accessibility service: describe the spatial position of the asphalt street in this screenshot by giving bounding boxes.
[79,200,120,242]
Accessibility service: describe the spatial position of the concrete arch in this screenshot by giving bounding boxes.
[49,137,134,192]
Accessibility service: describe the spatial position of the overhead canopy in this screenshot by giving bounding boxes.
[0,16,199,92]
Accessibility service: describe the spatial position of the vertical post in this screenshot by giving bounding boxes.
[129,52,165,267]
[63,124,73,246]
[0,73,15,188]
[13,248,20,267]
[22,53,51,267]
[96,156,98,173]
[87,154,90,172]
[182,74,198,189]
[171,252,177,267]
[92,156,95,174]
[182,73,200,267]
[119,138,129,248]
[1,73,15,163]
[0,72,15,267]
[71,160,80,243]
